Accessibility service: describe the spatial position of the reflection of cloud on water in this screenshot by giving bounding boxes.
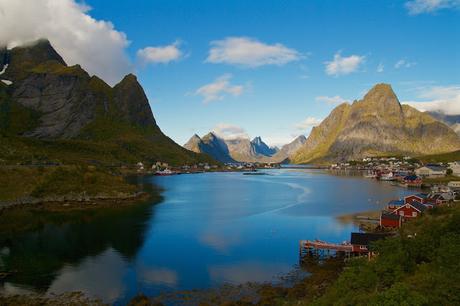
[208,261,291,284]
[47,248,127,303]
[139,266,178,287]
[198,231,241,254]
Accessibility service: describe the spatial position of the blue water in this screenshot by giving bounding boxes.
[0,169,415,304]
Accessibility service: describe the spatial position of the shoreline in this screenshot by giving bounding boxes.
[0,191,150,212]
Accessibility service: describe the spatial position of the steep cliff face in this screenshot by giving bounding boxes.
[251,136,278,156]
[271,135,306,162]
[184,132,235,163]
[112,74,157,128]
[184,133,279,163]
[0,39,213,165]
[428,111,460,136]
[292,84,460,163]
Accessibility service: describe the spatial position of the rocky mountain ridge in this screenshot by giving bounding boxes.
[0,39,213,165]
[184,133,305,163]
[292,84,460,163]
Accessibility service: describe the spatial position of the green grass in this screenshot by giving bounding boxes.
[0,166,136,202]
[422,175,460,185]
[306,204,460,306]
[417,150,460,164]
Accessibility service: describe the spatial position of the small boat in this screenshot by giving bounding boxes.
[243,172,267,175]
[155,169,176,176]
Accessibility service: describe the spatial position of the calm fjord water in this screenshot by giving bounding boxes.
[0,169,415,304]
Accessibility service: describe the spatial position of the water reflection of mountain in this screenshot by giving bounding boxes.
[0,178,162,293]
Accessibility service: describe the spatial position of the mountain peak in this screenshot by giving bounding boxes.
[203,132,218,140]
[362,83,399,106]
[113,72,156,128]
[10,38,66,68]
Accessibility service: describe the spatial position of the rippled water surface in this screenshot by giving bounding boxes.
[0,169,416,304]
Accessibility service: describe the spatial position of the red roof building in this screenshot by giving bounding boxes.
[380,211,402,228]
[393,201,427,218]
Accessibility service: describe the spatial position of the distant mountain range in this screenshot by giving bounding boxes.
[184,133,306,163]
[292,84,460,163]
[426,112,460,136]
[0,39,213,165]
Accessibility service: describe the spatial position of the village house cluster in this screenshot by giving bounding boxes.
[380,188,455,228]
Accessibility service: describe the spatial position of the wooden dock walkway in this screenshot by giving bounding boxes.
[299,240,353,259]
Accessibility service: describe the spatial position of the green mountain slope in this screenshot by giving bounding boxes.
[0,39,214,166]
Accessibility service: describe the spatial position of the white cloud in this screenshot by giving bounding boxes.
[195,74,244,103]
[212,123,249,139]
[402,85,460,115]
[377,62,384,73]
[405,0,460,15]
[315,95,347,105]
[206,37,302,67]
[395,59,417,69]
[0,0,132,85]
[137,41,182,64]
[263,134,297,148]
[295,117,322,131]
[325,52,365,76]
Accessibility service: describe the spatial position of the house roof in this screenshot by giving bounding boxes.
[404,175,420,181]
[411,201,428,212]
[388,199,404,206]
[415,193,428,199]
[381,211,401,221]
[424,164,447,172]
[350,232,389,246]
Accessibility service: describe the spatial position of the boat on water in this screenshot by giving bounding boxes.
[243,172,268,175]
[155,169,177,176]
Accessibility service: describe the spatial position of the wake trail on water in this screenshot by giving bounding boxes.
[235,176,311,216]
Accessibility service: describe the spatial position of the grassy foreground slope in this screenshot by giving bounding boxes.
[0,166,137,202]
[306,204,460,306]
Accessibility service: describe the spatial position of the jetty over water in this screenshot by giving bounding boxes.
[299,240,353,259]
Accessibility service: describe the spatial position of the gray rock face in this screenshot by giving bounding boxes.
[2,39,160,139]
[184,132,235,163]
[12,67,96,138]
[184,133,283,163]
[251,136,278,156]
[428,111,460,136]
[271,135,306,162]
[113,74,156,128]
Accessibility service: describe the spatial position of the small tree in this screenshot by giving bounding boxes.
[447,168,453,176]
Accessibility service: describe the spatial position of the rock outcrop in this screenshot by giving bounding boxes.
[184,133,279,163]
[270,135,306,162]
[0,39,214,165]
[184,132,235,163]
[292,84,460,163]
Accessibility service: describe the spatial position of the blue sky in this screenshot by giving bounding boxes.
[2,0,459,146]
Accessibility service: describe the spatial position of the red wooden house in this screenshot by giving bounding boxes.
[404,194,428,205]
[403,175,422,187]
[393,201,427,218]
[380,211,402,228]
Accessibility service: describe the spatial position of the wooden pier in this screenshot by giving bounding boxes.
[299,240,353,260]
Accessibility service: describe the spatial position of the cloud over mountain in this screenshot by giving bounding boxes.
[403,85,460,115]
[0,0,132,85]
